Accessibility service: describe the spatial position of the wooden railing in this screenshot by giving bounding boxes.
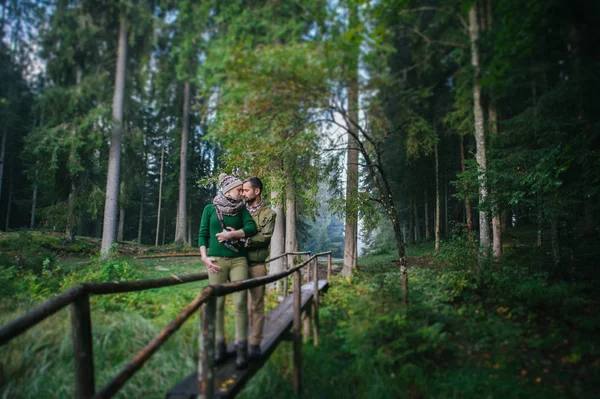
[0,251,333,399]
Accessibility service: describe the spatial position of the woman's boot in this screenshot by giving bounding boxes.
[236,340,248,369]
[215,339,227,364]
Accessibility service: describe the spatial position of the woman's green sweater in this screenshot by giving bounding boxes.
[198,204,257,257]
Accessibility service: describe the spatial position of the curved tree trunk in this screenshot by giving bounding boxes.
[101,17,127,258]
[469,4,490,253]
[175,80,190,244]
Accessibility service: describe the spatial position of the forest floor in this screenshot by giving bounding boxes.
[0,230,598,398]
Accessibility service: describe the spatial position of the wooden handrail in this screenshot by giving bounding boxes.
[94,251,332,398]
[93,287,215,399]
[0,251,333,399]
[0,284,86,345]
[0,273,209,346]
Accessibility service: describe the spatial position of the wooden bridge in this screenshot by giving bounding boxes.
[0,251,333,398]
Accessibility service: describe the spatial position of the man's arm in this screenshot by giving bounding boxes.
[247,211,276,248]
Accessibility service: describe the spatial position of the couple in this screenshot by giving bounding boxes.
[198,173,276,369]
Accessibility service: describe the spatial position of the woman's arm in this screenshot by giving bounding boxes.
[215,209,257,242]
[200,245,220,273]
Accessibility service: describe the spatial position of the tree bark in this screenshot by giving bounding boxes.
[30,179,38,229]
[175,80,191,244]
[424,190,430,240]
[409,198,415,245]
[435,144,441,251]
[285,176,298,255]
[414,199,421,241]
[469,4,490,253]
[137,180,145,245]
[444,182,449,236]
[343,2,360,278]
[65,180,76,241]
[269,189,285,276]
[4,164,12,231]
[0,127,7,205]
[117,181,125,242]
[460,135,473,232]
[390,209,408,305]
[101,17,127,258]
[187,201,192,245]
[155,140,165,246]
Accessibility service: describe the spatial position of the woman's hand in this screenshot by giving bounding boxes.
[202,256,220,273]
[216,226,236,242]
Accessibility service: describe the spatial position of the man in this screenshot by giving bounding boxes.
[242,177,276,358]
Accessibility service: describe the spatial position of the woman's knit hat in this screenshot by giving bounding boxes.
[219,173,243,194]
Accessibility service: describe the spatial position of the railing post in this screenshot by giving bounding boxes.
[283,254,289,297]
[327,253,332,281]
[293,270,302,396]
[198,295,216,399]
[71,293,95,399]
[313,258,319,347]
[303,253,310,283]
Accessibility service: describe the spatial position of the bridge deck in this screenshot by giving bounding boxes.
[166,280,328,399]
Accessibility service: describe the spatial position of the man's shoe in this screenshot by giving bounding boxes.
[248,344,261,359]
[215,339,227,364]
[235,340,248,369]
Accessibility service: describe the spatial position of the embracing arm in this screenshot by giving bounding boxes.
[247,211,276,248]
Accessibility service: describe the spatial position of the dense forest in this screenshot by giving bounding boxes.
[1,0,599,397]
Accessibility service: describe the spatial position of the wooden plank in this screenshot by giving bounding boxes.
[166,280,328,399]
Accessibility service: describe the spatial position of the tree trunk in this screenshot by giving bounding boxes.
[187,201,192,245]
[4,165,12,231]
[137,180,145,244]
[389,209,408,305]
[285,177,298,255]
[30,180,38,229]
[175,80,191,244]
[414,199,421,241]
[65,180,76,241]
[460,135,473,232]
[117,181,125,242]
[469,4,490,252]
[409,198,415,245]
[0,127,7,205]
[343,3,360,278]
[492,215,502,257]
[435,144,441,251]
[444,182,449,236]
[162,209,167,245]
[269,189,285,276]
[155,140,165,246]
[424,190,430,240]
[101,17,127,259]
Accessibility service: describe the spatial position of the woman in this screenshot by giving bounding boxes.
[199,173,257,369]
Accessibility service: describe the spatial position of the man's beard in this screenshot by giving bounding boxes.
[246,195,258,205]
